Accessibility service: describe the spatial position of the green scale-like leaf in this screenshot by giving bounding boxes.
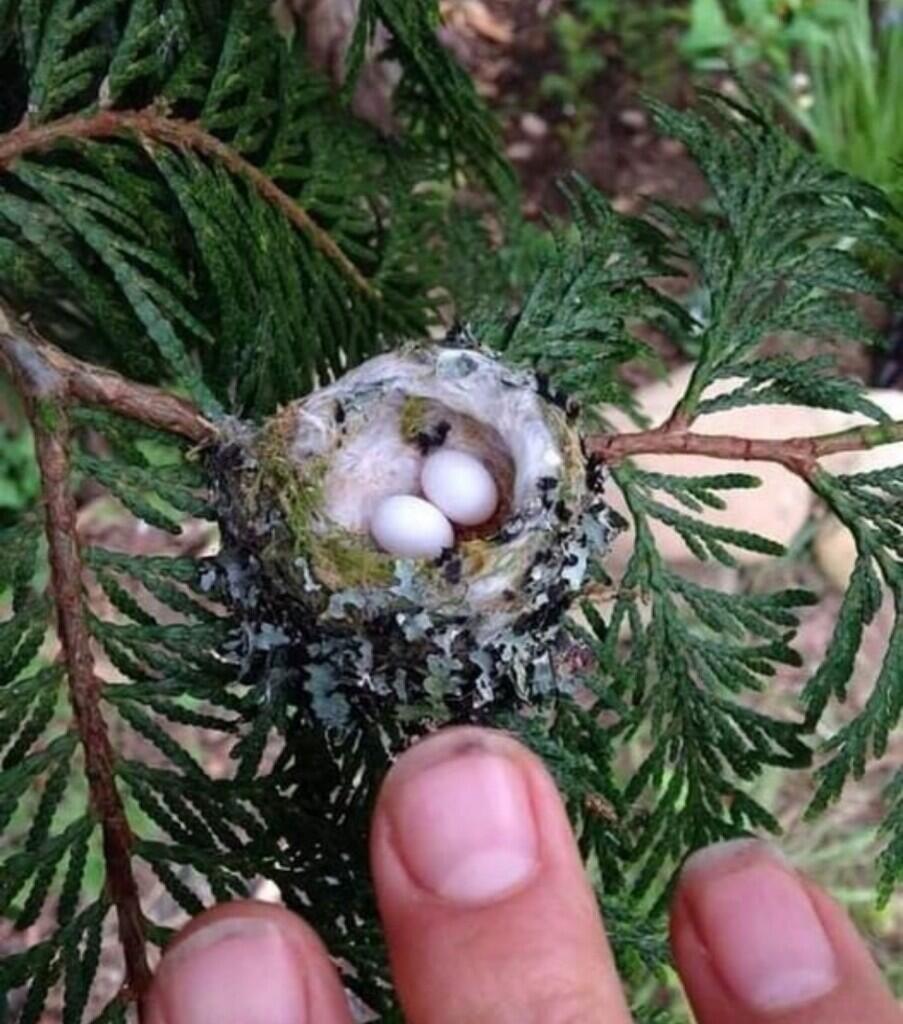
[545,91,902,909]
[1,0,501,419]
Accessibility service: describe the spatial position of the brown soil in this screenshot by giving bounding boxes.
[442,0,707,217]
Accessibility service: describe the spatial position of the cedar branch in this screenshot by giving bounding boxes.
[590,419,903,477]
[0,107,378,299]
[0,302,217,443]
[0,336,153,1009]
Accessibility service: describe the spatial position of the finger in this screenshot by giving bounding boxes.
[144,901,353,1024]
[670,839,902,1024]
[370,725,633,1024]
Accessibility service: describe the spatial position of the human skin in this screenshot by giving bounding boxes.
[145,726,902,1024]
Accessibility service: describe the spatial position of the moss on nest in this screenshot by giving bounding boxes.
[256,415,329,556]
[209,344,620,730]
[311,532,395,589]
[399,395,428,442]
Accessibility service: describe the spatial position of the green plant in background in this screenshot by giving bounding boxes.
[680,0,848,72]
[0,4,903,1024]
[788,0,903,234]
[541,0,680,153]
[541,0,617,153]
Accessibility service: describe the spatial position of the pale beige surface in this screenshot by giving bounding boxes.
[601,365,859,577]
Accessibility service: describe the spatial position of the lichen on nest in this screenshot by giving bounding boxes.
[207,341,621,731]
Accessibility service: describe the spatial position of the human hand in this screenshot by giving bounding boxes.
[145,727,902,1024]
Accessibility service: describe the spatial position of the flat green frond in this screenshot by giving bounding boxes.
[359,0,513,193]
[593,464,813,899]
[1,0,500,415]
[700,355,890,419]
[809,612,903,808]
[23,0,118,121]
[644,91,896,421]
[477,175,689,411]
[104,0,196,103]
[0,415,262,1019]
[877,769,903,908]
[797,466,903,822]
[802,555,883,722]
[622,465,785,568]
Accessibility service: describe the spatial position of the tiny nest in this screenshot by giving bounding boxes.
[209,342,620,727]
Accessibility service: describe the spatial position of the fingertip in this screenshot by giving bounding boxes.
[670,840,901,1023]
[370,726,631,1024]
[145,901,352,1024]
[374,727,541,906]
[372,726,588,907]
[161,900,329,960]
[675,840,840,1013]
[376,726,537,800]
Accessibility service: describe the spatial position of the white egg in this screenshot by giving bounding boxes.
[370,495,455,559]
[421,448,499,527]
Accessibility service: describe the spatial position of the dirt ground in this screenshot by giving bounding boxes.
[441,0,706,213]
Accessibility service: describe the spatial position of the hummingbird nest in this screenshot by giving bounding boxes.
[208,342,619,729]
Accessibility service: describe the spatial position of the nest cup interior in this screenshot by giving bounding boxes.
[322,393,516,539]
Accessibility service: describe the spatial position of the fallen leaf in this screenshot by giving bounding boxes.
[462,0,513,44]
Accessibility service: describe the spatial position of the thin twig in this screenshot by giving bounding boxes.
[591,419,903,478]
[0,337,153,1009]
[0,303,217,443]
[0,107,378,299]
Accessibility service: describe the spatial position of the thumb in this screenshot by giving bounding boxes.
[670,839,902,1024]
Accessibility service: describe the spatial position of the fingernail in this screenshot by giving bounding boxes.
[387,738,540,905]
[682,840,839,1013]
[154,917,308,1024]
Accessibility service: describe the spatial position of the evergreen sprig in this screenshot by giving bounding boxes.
[594,464,815,899]
[645,91,898,424]
[802,466,903,838]
[878,768,903,906]
[0,412,280,1022]
[700,354,890,419]
[568,93,903,909]
[474,175,692,419]
[476,85,903,909]
[0,0,503,417]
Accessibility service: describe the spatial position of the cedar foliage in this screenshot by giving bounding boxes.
[0,2,900,1022]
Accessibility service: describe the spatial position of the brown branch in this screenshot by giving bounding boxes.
[0,107,378,299]
[591,419,903,478]
[0,340,153,1008]
[0,304,216,444]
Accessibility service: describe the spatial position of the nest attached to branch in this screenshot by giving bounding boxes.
[210,342,618,727]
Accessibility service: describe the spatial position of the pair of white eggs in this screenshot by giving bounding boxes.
[370,448,499,559]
